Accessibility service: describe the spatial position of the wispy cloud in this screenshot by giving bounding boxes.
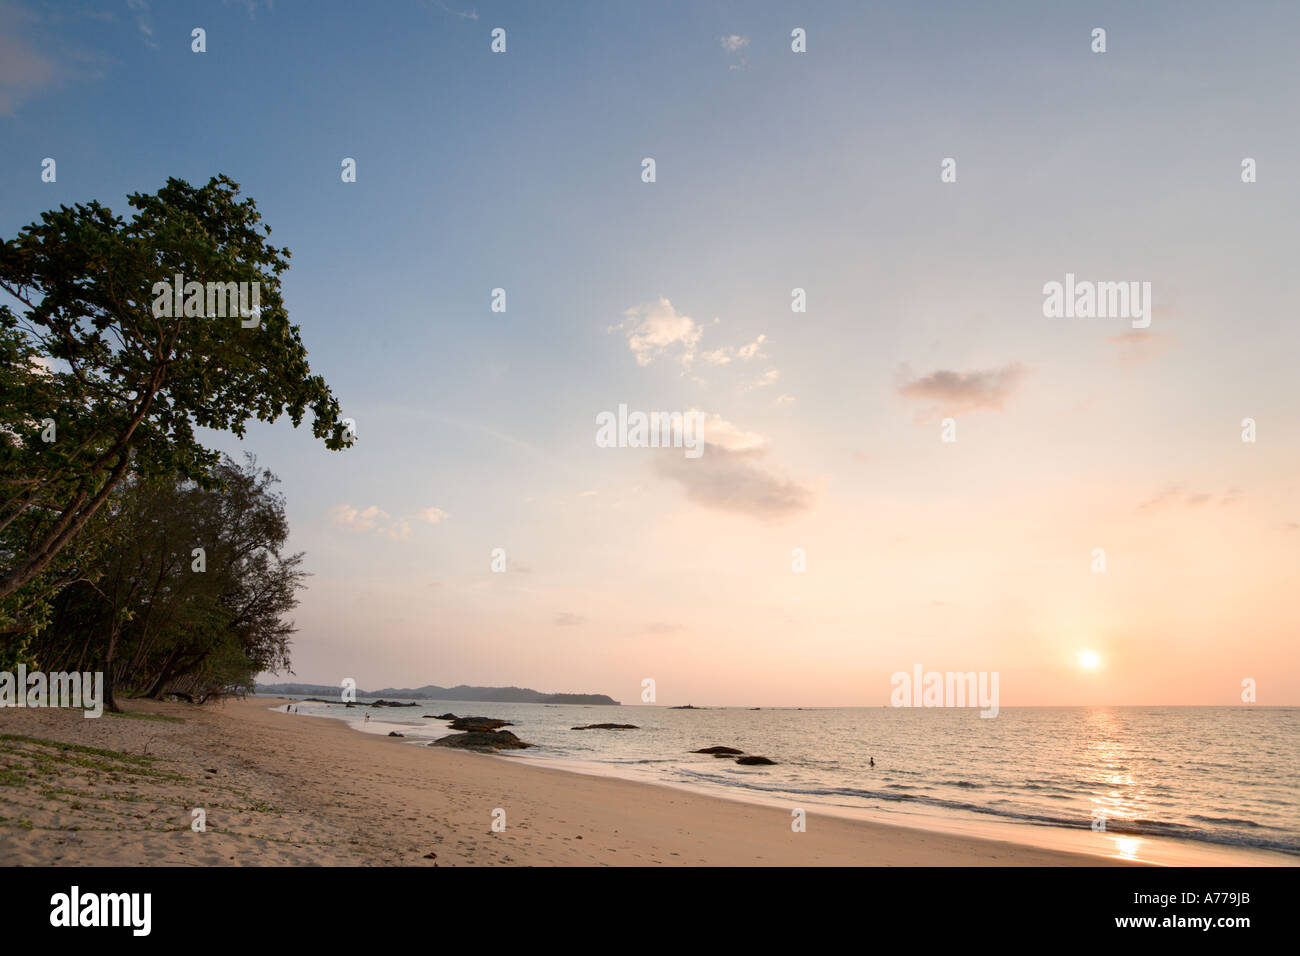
[702,333,767,366]
[694,410,766,452]
[431,0,478,20]
[329,504,388,532]
[651,412,811,521]
[612,297,704,369]
[654,444,812,521]
[223,0,276,19]
[720,34,750,69]
[1137,485,1245,513]
[0,4,55,116]
[554,611,586,627]
[126,0,158,49]
[612,300,783,389]
[897,362,1027,421]
[745,367,780,390]
[414,506,450,524]
[330,503,449,538]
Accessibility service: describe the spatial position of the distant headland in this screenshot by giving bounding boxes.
[255,682,620,706]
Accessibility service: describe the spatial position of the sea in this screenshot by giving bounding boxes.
[266,697,1300,865]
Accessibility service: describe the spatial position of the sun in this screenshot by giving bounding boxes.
[1077,650,1101,671]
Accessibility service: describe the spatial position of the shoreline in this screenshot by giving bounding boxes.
[287,696,1300,867]
[489,751,1293,867]
[0,696,1289,866]
[325,701,1297,867]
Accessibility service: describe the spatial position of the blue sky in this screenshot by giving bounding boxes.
[3,1,1298,705]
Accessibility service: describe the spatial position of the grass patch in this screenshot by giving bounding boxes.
[105,710,184,723]
[0,734,193,785]
[0,733,156,765]
[0,766,28,787]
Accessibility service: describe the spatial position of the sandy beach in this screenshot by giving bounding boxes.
[0,696,1144,867]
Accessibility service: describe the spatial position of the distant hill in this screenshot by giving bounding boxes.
[255,681,620,706]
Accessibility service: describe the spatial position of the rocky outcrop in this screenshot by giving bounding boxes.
[691,745,776,765]
[571,723,639,730]
[369,699,418,707]
[429,730,532,751]
[447,716,513,731]
[431,713,458,720]
[388,731,405,737]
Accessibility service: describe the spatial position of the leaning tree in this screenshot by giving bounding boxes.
[0,175,350,628]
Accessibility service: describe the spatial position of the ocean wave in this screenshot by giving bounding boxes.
[670,769,1300,855]
[1189,815,1264,828]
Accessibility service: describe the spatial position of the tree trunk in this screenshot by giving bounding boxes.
[0,450,133,605]
[102,631,122,713]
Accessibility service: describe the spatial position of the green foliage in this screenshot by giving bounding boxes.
[24,455,304,706]
[0,631,36,671]
[0,175,349,614]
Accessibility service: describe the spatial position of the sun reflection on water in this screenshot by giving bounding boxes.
[1111,836,1142,861]
[1083,709,1145,829]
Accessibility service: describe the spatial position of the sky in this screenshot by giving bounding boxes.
[2,0,1297,706]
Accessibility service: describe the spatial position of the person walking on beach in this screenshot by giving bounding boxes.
[869,757,875,768]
